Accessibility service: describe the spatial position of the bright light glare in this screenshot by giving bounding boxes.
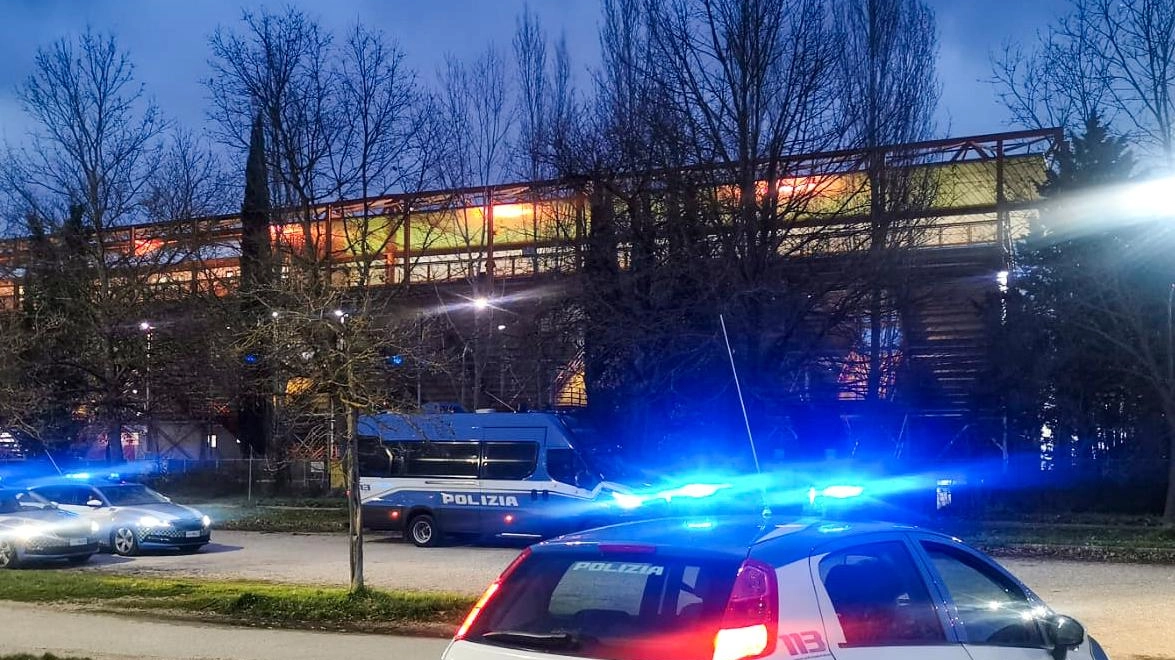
[684,520,715,530]
[139,321,152,331]
[201,515,212,528]
[713,624,769,660]
[472,297,490,310]
[612,492,645,510]
[14,524,46,541]
[1125,176,1175,216]
[138,516,169,528]
[90,521,100,534]
[657,483,731,501]
[821,485,864,499]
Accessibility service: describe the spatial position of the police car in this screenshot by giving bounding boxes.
[0,487,100,568]
[443,517,1108,660]
[26,476,212,556]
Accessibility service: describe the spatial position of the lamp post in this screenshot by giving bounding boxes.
[139,321,154,457]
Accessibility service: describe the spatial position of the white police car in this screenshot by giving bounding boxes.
[443,517,1109,660]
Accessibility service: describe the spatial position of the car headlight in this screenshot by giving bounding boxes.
[138,515,170,528]
[14,524,46,541]
[90,521,100,535]
[201,515,211,528]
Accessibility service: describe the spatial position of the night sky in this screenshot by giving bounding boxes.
[0,0,1071,149]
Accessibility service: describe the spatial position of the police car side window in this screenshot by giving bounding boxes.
[818,541,945,647]
[921,543,1046,648]
[481,442,538,480]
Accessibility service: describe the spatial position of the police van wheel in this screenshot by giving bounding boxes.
[408,514,440,547]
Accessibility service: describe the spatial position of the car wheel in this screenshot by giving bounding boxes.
[111,526,140,556]
[408,514,440,548]
[0,540,19,569]
[66,554,92,566]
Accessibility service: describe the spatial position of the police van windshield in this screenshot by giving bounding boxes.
[467,551,739,660]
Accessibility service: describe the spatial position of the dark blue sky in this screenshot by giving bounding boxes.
[0,0,1070,146]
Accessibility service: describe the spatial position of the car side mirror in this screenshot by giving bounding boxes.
[1044,615,1085,660]
[86,499,104,508]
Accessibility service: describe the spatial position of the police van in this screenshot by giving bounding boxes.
[357,411,639,547]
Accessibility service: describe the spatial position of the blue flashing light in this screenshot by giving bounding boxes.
[64,472,91,480]
[684,520,715,530]
[656,483,731,502]
[818,523,852,534]
[387,354,405,367]
[612,492,645,510]
[243,353,259,365]
[821,485,864,499]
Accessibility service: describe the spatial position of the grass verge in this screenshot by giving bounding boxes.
[0,570,474,636]
[202,504,349,533]
[938,519,1175,564]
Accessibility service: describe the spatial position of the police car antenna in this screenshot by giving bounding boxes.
[719,314,770,518]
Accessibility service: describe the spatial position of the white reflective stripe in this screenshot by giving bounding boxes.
[361,477,600,504]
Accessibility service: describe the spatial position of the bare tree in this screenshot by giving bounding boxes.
[1,30,175,462]
[831,0,941,411]
[143,128,234,223]
[210,10,440,591]
[434,46,516,410]
[992,0,1175,165]
[208,7,341,265]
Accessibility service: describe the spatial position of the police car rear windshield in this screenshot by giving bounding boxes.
[467,551,740,660]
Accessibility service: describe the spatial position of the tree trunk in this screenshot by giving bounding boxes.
[1165,406,1175,522]
[106,418,124,464]
[345,396,364,590]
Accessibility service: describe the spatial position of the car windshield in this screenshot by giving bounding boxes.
[0,490,21,514]
[98,484,169,506]
[0,488,49,513]
[467,551,740,660]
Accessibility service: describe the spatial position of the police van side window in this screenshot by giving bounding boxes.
[818,541,945,647]
[357,436,393,478]
[396,441,480,478]
[547,448,598,489]
[481,442,538,480]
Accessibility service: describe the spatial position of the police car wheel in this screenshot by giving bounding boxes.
[112,526,140,556]
[408,514,440,547]
[0,540,18,569]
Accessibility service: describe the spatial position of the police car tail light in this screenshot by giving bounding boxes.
[712,559,777,660]
[455,547,532,640]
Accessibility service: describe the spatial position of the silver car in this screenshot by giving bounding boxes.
[30,480,211,556]
[0,487,100,568]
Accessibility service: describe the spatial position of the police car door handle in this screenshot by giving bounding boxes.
[530,489,539,500]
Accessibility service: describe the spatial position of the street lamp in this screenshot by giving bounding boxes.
[140,321,154,457]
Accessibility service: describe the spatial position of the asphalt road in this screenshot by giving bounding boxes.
[71,531,1175,660]
[0,602,448,660]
